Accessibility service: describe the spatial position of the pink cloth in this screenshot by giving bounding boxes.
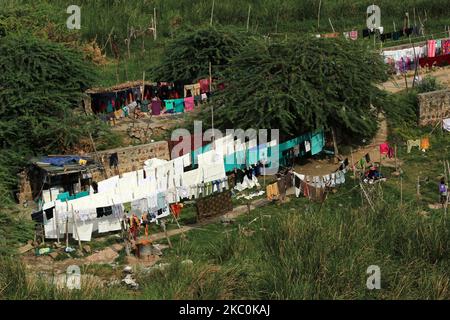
[184,96,195,112]
[380,143,389,155]
[427,40,436,58]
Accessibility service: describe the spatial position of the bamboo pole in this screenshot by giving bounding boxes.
[317,0,322,29]
[246,5,251,32]
[71,205,82,250]
[210,0,215,27]
[154,7,157,40]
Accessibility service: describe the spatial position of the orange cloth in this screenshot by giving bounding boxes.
[420,137,430,150]
[266,183,280,201]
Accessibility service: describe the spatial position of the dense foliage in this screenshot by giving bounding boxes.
[0,34,117,210]
[199,37,388,140]
[152,27,245,84]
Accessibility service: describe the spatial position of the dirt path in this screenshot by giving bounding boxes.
[379,66,450,93]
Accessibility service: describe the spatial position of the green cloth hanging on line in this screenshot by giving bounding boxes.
[174,99,185,113]
[165,100,175,111]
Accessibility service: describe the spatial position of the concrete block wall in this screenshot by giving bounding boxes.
[418,89,450,126]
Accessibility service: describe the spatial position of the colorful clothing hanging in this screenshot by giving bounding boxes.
[184,96,195,112]
[151,100,162,116]
[174,99,185,113]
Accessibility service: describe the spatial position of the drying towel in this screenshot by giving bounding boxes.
[151,100,162,116]
[165,100,175,111]
[184,96,195,112]
[379,142,389,155]
[443,118,450,132]
[174,99,185,113]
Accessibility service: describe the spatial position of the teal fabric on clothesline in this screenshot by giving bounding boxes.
[189,128,324,171]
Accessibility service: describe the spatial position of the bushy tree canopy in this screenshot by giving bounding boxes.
[0,34,115,207]
[152,26,245,84]
[199,36,388,140]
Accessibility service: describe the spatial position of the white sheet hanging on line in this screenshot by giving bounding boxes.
[72,220,94,242]
[97,216,122,233]
[444,118,450,132]
[182,168,203,188]
[44,218,58,239]
[202,161,226,183]
[98,175,119,193]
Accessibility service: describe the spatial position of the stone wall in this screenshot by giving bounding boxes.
[17,140,170,203]
[91,140,170,181]
[418,89,450,126]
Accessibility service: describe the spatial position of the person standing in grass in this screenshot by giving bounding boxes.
[439,178,448,207]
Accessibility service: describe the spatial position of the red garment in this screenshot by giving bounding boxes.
[199,78,211,93]
[419,54,450,69]
[388,147,394,159]
[380,143,389,155]
[170,203,182,219]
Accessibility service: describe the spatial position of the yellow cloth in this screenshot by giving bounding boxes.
[266,182,280,201]
[79,159,87,166]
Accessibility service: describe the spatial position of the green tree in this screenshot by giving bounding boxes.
[0,34,116,208]
[152,26,246,84]
[199,36,388,141]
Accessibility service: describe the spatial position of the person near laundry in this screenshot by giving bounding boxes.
[439,178,448,206]
[141,212,150,238]
[365,165,383,183]
[129,213,141,241]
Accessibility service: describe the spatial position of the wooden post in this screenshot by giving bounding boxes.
[317,0,322,30]
[417,176,420,197]
[394,144,398,171]
[246,5,251,32]
[210,0,215,27]
[161,220,172,248]
[400,176,403,206]
[71,205,82,250]
[328,18,335,33]
[331,127,339,161]
[154,7,157,40]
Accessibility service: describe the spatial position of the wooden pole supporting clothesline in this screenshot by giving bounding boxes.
[210,0,215,27]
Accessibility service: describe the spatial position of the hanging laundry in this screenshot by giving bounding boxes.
[311,131,324,155]
[420,137,430,151]
[151,100,162,116]
[305,141,311,153]
[73,220,94,241]
[184,96,195,112]
[170,203,183,219]
[443,118,450,132]
[428,40,437,58]
[184,83,201,97]
[266,182,280,201]
[165,99,175,111]
[199,79,211,93]
[96,206,113,218]
[406,139,421,153]
[321,32,340,38]
[201,93,208,101]
[442,39,450,55]
[379,142,389,155]
[174,98,185,113]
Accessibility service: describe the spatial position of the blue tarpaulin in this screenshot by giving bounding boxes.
[39,156,84,167]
